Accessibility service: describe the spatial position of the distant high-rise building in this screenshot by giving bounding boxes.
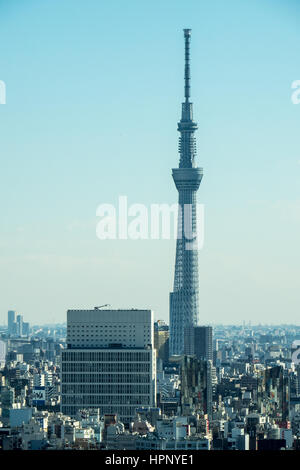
[179,355,212,421]
[16,314,23,337]
[154,321,169,364]
[169,29,203,356]
[257,365,289,422]
[184,325,213,362]
[61,309,156,424]
[22,322,30,337]
[7,310,16,335]
[0,340,6,368]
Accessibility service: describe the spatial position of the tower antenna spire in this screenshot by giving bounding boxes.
[184,28,191,102]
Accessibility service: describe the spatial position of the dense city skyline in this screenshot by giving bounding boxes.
[2,314,300,451]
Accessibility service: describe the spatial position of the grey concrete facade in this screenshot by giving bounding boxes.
[61,309,156,424]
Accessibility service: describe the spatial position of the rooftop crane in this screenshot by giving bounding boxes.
[94,304,111,310]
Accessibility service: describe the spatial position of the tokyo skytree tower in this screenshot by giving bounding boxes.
[169,29,203,356]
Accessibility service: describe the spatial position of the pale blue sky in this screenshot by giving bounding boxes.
[0,0,300,325]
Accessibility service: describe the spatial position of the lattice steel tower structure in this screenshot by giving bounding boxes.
[169,29,203,356]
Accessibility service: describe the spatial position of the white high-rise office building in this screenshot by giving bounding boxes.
[61,309,156,424]
[0,340,6,368]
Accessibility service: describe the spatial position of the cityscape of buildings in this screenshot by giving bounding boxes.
[1,317,300,450]
[0,29,299,452]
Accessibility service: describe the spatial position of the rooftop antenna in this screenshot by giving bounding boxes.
[183,28,191,102]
